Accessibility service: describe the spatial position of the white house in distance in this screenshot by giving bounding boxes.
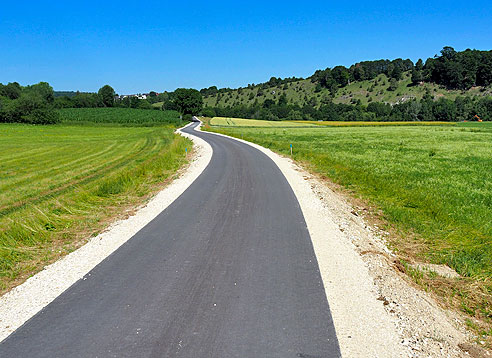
[114,93,151,100]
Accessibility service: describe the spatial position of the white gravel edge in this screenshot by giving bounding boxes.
[0,122,213,343]
[202,125,407,357]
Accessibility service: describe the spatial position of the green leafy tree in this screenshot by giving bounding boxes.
[277,93,288,106]
[173,88,203,116]
[390,65,402,80]
[287,110,303,120]
[0,82,22,99]
[98,85,115,107]
[411,59,424,84]
[331,66,350,86]
[388,78,398,91]
[25,82,55,103]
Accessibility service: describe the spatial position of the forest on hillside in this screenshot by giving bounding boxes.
[200,47,492,122]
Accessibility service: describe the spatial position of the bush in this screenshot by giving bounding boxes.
[23,108,60,124]
[388,78,398,91]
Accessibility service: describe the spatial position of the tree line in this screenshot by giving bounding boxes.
[1,82,204,125]
[311,47,492,92]
[203,92,492,122]
[55,86,203,118]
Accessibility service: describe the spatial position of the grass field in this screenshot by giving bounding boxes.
[207,118,492,331]
[0,109,191,293]
[210,117,458,128]
[60,107,181,125]
[210,117,316,127]
[296,120,457,127]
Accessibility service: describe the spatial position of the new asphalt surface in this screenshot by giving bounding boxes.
[0,122,341,357]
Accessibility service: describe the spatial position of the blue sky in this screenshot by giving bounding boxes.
[1,1,491,94]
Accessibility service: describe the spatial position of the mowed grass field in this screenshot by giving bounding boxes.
[0,109,191,292]
[207,118,492,330]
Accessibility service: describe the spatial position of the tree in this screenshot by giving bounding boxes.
[433,98,456,121]
[411,59,425,85]
[367,102,392,117]
[411,68,424,84]
[173,88,203,116]
[25,82,55,103]
[390,65,402,80]
[277,93,288,106]
[287,110,303,120]
[331,66,350,86]
[352,66,366,81]
[388,78,398,91]
[98,85,115,107]
[0,82,22,100]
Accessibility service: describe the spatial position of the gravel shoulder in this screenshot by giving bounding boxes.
[0,122,213,342]
[205,126,473,358]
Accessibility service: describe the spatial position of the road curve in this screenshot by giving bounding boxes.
[0,122,341,357]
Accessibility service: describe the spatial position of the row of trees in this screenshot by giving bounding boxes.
[57,86,203,118]
[311,58,414,94]
[54,86,204,117]
[423,47,492,89]
[1,82,205,125]
[307,47,492,91]
[0,82,60,124]
[200,77,304,98]
[204,94,492,122]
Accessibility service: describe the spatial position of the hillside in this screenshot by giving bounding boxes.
[204,71,492,109]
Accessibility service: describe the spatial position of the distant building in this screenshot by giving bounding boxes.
[114,93,150,100]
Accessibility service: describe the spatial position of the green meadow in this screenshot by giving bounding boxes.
[0,109,190,292]
[207,118,492,327]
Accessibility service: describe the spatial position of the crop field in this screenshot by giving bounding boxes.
[295,120,457,127]
[0,116,191,292]
[208,119,492,326]
[209,117,457,128]
[210,117,316,127]
[60,107,181,125]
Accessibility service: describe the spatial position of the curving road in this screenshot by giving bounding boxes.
[0,122,341,357]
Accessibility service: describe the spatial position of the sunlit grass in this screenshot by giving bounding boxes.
[0,119,191,292]
[207,120,492,334]
[210,117,316,127]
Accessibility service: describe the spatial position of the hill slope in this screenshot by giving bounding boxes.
[204,71,492,109]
